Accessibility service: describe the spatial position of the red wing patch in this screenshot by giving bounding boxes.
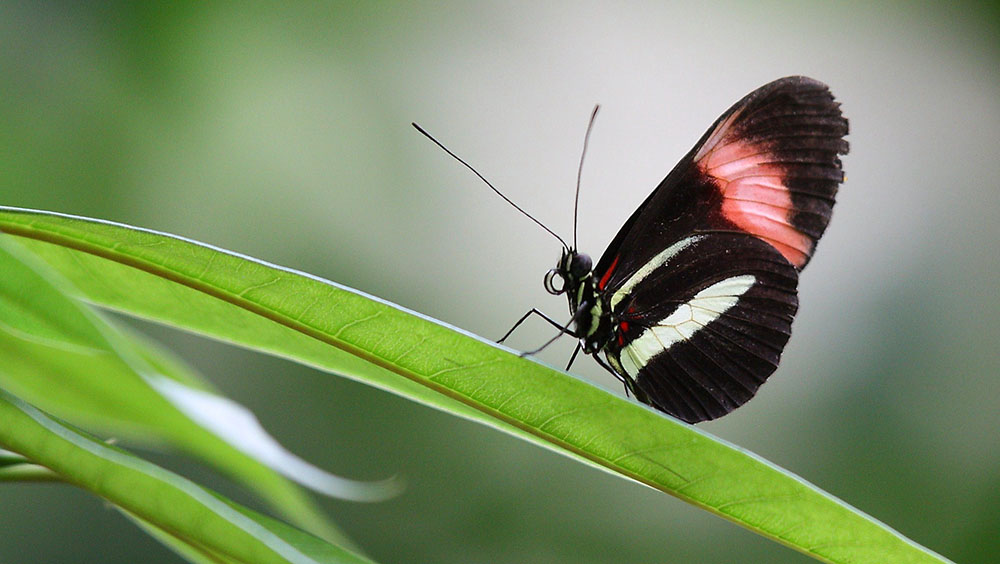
[692,77,848,270]
[696,122,812,267]
[598,255,619,290]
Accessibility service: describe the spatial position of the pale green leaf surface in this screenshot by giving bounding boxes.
[0,207,951,564]
[124,513,237,564]
[0,237,376,541]
[0,390,375,564]
[126,494,383,564]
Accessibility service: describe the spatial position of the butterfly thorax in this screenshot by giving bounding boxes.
[545,249,614,354]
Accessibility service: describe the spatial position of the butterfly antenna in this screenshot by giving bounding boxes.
[573,105,600,250]
[412,122,569,251]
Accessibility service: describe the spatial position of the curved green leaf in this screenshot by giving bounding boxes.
[0,390,374,564]
[0,207,952,564]
[0,236,382,543]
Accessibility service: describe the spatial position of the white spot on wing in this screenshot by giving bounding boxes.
[619,346,641,379]
[619,274,756,377]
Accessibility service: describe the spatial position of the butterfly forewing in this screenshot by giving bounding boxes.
[696,78,848,267]
[591,76,848,423]
[594,75,849,291]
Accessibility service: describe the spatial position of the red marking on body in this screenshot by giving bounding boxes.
[697,134,812,268]
[598,255,619,290]
[617,333,624,346]
[619,321,629,332]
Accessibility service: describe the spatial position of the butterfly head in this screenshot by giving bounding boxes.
[543,249,598,339]
[544,249,591,294]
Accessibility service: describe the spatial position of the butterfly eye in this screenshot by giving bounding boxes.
[570,253,593,278]
[544,269,566,295]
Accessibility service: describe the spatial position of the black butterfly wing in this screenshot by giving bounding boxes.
[594,76,848,423]
[603,234,798,423]
[593,76,849,293]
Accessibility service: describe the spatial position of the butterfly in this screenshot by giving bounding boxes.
[417,76,848,423]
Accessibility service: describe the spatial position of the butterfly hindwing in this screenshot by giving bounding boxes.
[604,233,799,423]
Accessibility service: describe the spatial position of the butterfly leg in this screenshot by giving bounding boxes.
[520,324,577,356]
[497,308,566,343]
[565,342,583,370]
[520,303,592,356]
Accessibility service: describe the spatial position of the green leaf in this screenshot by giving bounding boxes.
[0,390,375,564]
[0,448,59,482]
[0,207,952,564]
[0,235,387,543]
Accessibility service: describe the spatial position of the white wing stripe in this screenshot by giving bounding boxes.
[619,274,756,377]
[610,235,704,310]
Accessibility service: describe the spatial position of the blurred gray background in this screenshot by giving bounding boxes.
[1,2,998,563]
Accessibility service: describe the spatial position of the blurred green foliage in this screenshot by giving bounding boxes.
[1,2,997,563]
